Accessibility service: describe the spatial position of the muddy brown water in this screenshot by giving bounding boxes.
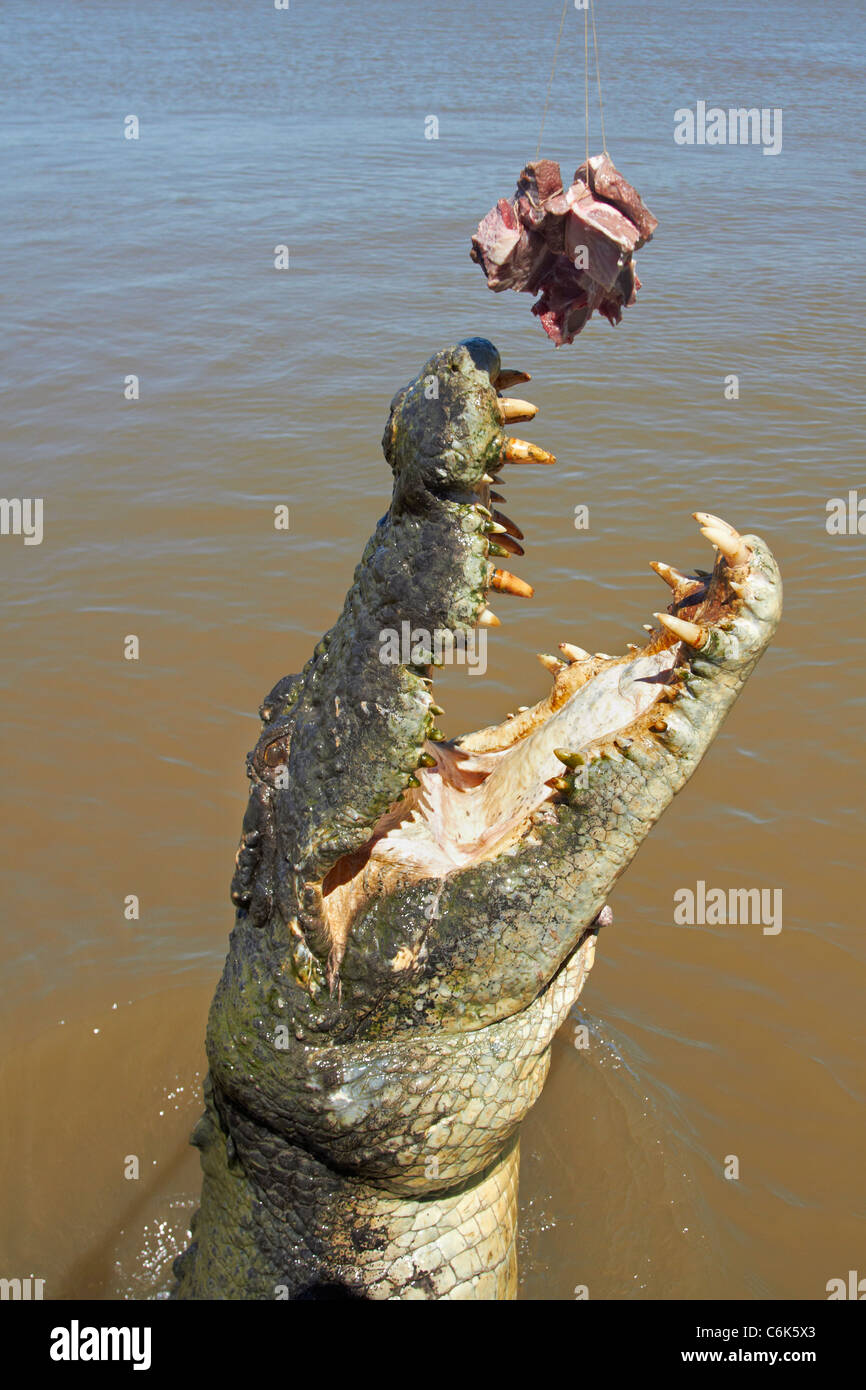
[1,0,863,1299]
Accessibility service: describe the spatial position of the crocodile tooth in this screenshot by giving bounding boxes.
[429,703,445,716]
[693,512,751,566]
[559,642,591,662]
[650,560,692,590]
[418,752,437,766]
[537,652,564,674]
[494,368,531,389]
[492,509,524,540]
[594,652,612,660]
[497,398,538,424]
[655,612,707,647]
[477,607,501,627]
[503,438,556,465]
[699,524,752,568]
[626,643,640,652]
[642,623,655,632]
[649,718,668,733]
[481,473,496,484]
[485,520,507,534]
[495,533,525,557]
[692,510,729,531]
[554,748,585,768]
[488,541,512,558]
[548,776,571,793]
[406,774,420,787]
[490,568,534,598]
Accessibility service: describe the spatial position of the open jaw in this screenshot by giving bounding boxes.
[359,513,752,881]
[305,339,783,980]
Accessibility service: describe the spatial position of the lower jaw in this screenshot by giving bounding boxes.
[369,645,679,879]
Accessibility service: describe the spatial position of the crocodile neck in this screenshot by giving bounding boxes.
[174,932,597,1300]
[176,1096,520,1300]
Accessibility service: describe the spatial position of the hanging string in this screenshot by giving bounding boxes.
[535,0,569,160]
[590,0,608,156]
[584,6,590,172]
[536,0,609,163]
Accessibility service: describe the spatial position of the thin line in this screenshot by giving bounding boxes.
[584,6,590,170]
[590,0,607,155]
[536,0,569,160]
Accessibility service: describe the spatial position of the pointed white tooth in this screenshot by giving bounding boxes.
[594,652,612,660]
[537,652,565,674]
[693,511,752,566]
[655,612,706,647]
[503,437,556,465]
[491,567,534,598]
[700,525,751,567]
[477,607,501,627]
[650,560,692,590]
[559,642,591,663]
[700,524,729,549]
[498,397,538,423]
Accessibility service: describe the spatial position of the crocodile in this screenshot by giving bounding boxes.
[172,336,782,1301]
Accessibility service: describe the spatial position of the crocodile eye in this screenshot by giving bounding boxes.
[264,740,288,768]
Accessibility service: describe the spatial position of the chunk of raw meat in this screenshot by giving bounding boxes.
[575,154,659,246]
[470,155,657,345]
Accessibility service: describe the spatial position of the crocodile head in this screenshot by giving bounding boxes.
[178,338,782,1300]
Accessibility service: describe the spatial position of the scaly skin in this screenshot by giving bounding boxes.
[173,339,782,1300]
